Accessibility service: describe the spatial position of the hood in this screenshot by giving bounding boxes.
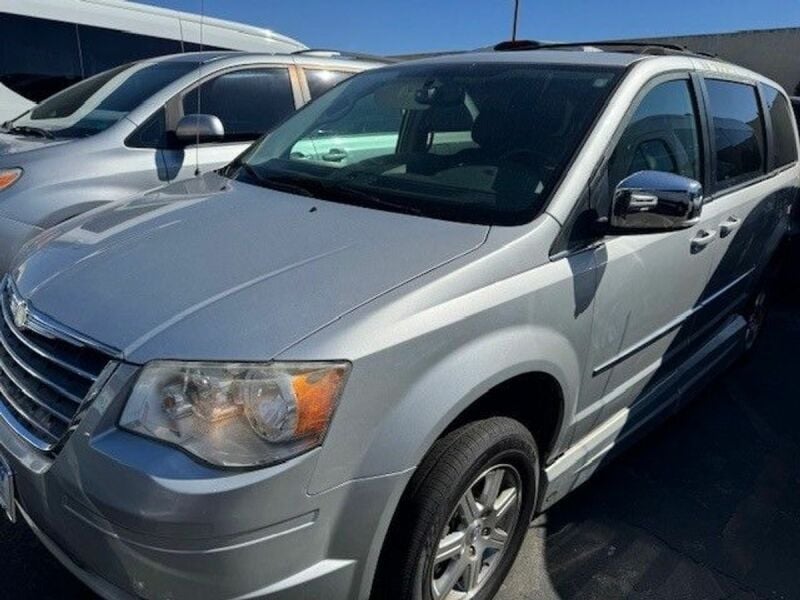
[12,174,488,363]
[0,132,70,157]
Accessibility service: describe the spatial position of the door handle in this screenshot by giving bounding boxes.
[719,216,742,237]
[322,148,348,162]
[691,229,717,251]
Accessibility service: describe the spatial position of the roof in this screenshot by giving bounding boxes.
[83,0,305,49]
[147,51,387,70]
[402,49,645,68]
[152,51,246,65]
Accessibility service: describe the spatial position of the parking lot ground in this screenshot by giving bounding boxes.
[499,297,800,600]
[1,299,799,600]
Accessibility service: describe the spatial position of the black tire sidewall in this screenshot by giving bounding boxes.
[407,419,539,600]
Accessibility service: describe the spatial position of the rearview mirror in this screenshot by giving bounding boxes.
[174,114,225,146]
[611,170,703,232]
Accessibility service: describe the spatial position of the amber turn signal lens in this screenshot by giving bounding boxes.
[292,368,347,437]
[0,169,22,192]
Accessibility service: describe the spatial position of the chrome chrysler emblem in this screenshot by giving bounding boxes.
[10,295,28,330]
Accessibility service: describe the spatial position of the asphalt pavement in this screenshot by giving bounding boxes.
[2,298,799,600]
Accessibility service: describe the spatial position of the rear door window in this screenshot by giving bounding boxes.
[182,68,296,143]
[762,85,798,169]
[705,79,766,190]
[0,13,82,102]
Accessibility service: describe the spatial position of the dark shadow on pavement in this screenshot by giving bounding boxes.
[499,297,800,600]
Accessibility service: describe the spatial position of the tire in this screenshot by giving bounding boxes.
[380,417,539,600]
[743,260,780,353]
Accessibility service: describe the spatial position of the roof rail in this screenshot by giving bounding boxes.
[292,49,397,63]
[493,39,717,59]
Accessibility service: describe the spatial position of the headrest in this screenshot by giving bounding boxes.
[471,109,516,152]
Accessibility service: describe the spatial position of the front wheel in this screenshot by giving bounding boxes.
[383,417,539,600]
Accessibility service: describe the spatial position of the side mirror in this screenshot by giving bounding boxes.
[174,114,225,146]
[611,170,703,232]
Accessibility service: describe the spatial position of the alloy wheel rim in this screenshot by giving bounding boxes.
[430,464,523,600]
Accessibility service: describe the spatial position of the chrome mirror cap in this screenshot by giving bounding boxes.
[611,170,703,232]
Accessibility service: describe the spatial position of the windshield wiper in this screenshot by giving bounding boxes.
[234,163,319,198]
[325,182,423,216]
[3,125,55,139]
[231,162,422,216]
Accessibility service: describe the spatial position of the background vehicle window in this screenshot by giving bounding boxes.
[762,86,798,169]
[0,13,82,102]
[315,94,404,137]
[183,68,295,143]
[77,25,182,76]
[608,79,701,194]
[28,65,129,119]
[126,108,168,149]
[12,62,196,138]
[706,79,765,189]
[305,69,352,98]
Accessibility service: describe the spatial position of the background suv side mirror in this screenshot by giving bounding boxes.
[611,170,703,232]
[174,114,225,146]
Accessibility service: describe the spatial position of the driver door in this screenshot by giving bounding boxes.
[585,75,719,424]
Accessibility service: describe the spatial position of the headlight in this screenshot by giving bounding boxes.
[119,361,350,468]
[0,168,22,192]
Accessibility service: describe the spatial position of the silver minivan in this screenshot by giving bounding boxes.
[0,51,384,271]
[0,44,796,600]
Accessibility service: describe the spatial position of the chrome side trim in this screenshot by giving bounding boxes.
[593,268,754,376]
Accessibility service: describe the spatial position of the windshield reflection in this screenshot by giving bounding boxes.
[4,61,195,138]
[234,63,621,225]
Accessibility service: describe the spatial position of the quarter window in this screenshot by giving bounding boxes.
[608,79,702,196]
[705,79,766,189]
[305,69,352,98]
[762,86,798,169]
[182,68,296,143]
[126,108,168,149]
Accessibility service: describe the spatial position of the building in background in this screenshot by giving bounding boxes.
[636,28,800,95]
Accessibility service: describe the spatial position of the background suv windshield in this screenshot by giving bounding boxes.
[5,61,196,138]
[236,62,621,225]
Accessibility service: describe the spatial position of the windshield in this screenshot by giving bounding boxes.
[4,61,196,138]
[232,62,621,225]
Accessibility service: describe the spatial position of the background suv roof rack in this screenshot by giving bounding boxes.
[493,39,717,59]
[292,49,397,63]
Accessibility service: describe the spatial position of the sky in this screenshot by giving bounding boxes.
[138,0,800,55]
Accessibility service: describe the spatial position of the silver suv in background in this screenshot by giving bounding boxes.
[0,50,385,271]
[0,44,796,600]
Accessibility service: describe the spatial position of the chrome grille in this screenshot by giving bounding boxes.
[0,281,112,451]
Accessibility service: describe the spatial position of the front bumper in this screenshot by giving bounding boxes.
[0,363,410,600]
